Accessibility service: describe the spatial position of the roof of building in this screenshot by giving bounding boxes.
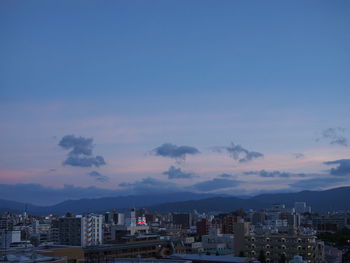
[169,254,257,263]
[107,259,191,263]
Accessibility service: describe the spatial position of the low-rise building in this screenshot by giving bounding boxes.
[235,226,324,263]
[202,228,234,251]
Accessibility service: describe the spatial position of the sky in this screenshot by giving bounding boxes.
[1,0,350,204]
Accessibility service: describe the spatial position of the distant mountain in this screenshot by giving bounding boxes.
[45,192,224,215]
[0,199,41,215]
[0,187,349,215]
[147,187,350,213]
[0,192,224,216]
[251,186,350,213]
[147,196,263,213]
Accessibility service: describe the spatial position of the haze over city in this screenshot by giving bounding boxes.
[1,0,350,205]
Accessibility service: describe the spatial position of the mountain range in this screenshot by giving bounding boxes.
[0,187,349,215]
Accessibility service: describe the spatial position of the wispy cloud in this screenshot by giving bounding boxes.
[293,153,305,159]
[244,170,306,178]
[218,173,235,178]
[118,177,180,194]
[151,143,200,161]
[88,171,109,182]
[213,142,263,163]
[317,127,348,146]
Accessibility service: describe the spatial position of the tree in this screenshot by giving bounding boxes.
[279,253,287,263]
[258,250,266,263]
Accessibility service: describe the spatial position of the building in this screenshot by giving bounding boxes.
[0,230,21,249]
[172,213,192,229]
[324,245,342,263]
[170,254,258,263]
[294,202,311,214]
[84,236,185,262]
[58,216,83,246]
[251,212,266,226]
[201,228,234,251]
[58,214,103,247]
[107,259,190,263]
[312,215,347,232]
[222,215,240,234]
[235,227,325,263]
[104,211,125,226]
[196,218,208,237]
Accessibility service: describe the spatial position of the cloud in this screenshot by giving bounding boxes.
[88,171,109,182]
[289,176,348,190]
[118,177,180,194]
[218,173,235,178]
[244,170,306,178]
[324,159,350,176]
[318,127,348,146]
[151,143,200,161]
[58,135,106,167]
[63,155,106,167]
[293,153,305,159]
[59,135,94,155]
[191,178,241,191]
[213,142,263,163]
[162,166,194,179]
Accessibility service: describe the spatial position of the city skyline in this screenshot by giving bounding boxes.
[1,0,350,202]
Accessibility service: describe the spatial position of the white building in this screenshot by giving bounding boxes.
[201,228,234,251]
[81,214,103,246]
[111,209,149,240]
[0,230,21,249]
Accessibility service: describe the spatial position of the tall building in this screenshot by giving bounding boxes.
[222,214,240,234]
[58,214,103,247]
[82,214,103,247]
[104,211,125,225]
[58,216,83,246]
[110,209,149,241]
[196,218,208,236]
[172,213,192,229]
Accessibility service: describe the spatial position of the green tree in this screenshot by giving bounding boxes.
[279,253,286,263]
[258,250,266,263]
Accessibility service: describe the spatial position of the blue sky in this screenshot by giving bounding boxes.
[1,0,350,203]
